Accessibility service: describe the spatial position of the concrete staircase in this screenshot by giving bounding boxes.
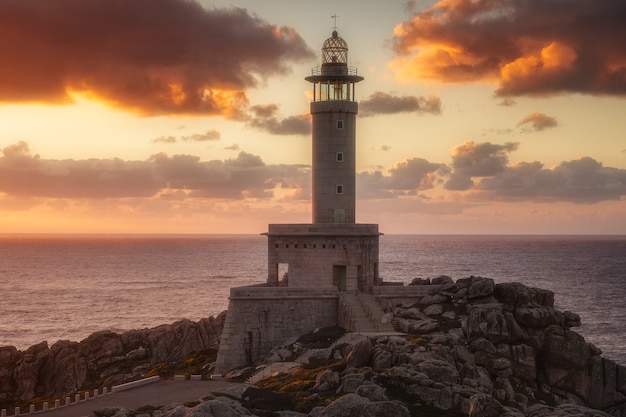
[339,293,394,333]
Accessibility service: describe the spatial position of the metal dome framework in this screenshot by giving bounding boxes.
[305,30,364,102]
[322,31,348,65]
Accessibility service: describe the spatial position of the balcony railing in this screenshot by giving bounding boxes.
[310,66,359,76]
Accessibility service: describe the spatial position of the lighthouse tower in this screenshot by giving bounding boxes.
[263,30,380,292]
[305,30,363,224]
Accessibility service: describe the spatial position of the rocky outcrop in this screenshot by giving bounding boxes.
[0,313,225,404]
[195,277,624,417]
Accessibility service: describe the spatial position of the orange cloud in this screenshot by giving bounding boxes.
[391,0,626,96]
[0,0,314,116]
[517,112,558,132]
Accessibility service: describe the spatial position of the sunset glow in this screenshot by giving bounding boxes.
[1,0,625,234]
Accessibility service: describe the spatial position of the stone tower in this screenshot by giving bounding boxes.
[305,30,363,224]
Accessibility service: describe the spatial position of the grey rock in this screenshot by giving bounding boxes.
[424,304,443,316]
[313,369,340,392]
[318,393,370,417]
[355,382,388,402]
[346,338,372,369]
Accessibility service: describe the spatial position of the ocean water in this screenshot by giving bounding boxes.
[0,234,624,365]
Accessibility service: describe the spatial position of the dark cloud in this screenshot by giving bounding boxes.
[358,157,449,199]
[518,112,558,131]
[246,104,311,135]
[0,0,314,115]
[475,157,626,203]
[359,92,442,117]
[445,141,519,190]
[392,0,626,97]
[0,141,309,200]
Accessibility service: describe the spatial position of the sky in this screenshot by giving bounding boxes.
[1,0,625,235]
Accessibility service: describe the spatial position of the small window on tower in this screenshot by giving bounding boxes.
[336,185,343,194]
[336,152,344,162]
[337,120,344,129]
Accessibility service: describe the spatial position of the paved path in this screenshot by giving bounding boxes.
[22,380,240,417]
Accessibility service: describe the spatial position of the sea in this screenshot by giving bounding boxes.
[0,234,624,365]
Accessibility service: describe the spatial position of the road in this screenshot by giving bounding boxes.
[17,380,240,417]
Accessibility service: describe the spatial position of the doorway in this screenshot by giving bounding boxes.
[333,265,347,291]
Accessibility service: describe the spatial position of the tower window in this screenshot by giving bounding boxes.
[337,120,344,129]
[336,152,344,162]
[336,185,343,194]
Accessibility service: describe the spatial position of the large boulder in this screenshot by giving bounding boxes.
[346,338,372,369]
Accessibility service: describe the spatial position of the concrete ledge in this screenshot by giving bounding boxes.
[230,286,339,300]
[190,375,202,381]
[265,223,380,237]
[111,376,160,392]
[174,375,186,381]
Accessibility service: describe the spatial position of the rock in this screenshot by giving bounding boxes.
[307,348,332,364]
[372,347,392,371]
[432,275,454,285]
[423,304,443,316]
[314,369,340,392]
[346,339,372,369]
[242,386,293,411]
[362,400,410,417]
[468,393,505,417]
[407,318,440,334]
[0,313,225,403]
[340,372,365,393]
[318,393,370,417]
[356,382,388,402]
[527,403,613,417]
[494,282,554,308]
[185,399,242,417]
[409,277,430,285]
[93,407,128,417]
[467,277,495,299]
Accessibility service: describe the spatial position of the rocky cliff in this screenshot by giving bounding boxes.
[206,276,625,417]
[0,312,225,406]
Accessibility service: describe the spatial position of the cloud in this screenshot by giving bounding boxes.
[475,157,626,203]
[0,0,314,116]
[181,129,221,142]
[358,157,449,198]
[152,129,221,143]
[517,112,558,131]
[359,92,442,117]
[391,0,626,97]
[445,141,519,190]
[225,144,240,151]
[153,136,177,144]
[0,141,309,200]
[246,104,311,135]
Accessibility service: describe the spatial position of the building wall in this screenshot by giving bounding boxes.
[214,286,338,375]
[264,224,381,291]
[311,100,358,224]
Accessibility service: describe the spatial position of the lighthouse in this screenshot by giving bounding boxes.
[214,30,387,376]
[263,30,380,292]
[305,30,364,224]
